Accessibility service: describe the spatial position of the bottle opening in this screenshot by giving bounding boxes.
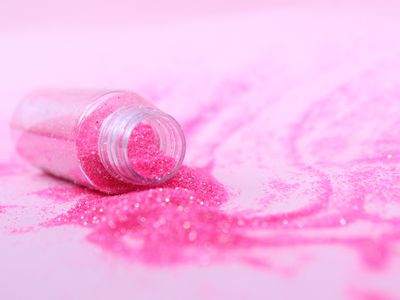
[98,106,186,185]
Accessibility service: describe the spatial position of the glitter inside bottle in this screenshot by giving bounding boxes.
[11,89,186,194]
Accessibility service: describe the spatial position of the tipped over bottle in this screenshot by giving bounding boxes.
[11,89,186,194]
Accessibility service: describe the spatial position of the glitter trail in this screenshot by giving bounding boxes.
[36,158,400,268]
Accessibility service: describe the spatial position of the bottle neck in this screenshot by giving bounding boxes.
[98,106,185,185]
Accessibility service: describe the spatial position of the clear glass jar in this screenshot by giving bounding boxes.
[11,89,186,194]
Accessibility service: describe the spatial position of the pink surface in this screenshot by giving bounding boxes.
[1,2,400,300]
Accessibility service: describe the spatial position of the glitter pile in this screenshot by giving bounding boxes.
[41,166,233,264]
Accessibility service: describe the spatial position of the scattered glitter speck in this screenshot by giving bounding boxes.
[183,221,191,229]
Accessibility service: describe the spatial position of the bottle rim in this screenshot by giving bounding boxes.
[98,106,186,185]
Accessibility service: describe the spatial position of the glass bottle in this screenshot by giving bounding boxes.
[11,89,186,194]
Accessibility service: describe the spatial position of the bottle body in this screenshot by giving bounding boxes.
[11,89,186,194]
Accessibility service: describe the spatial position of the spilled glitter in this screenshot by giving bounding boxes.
[30,158,400,269]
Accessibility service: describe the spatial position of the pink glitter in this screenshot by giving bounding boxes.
[127,123,176,180]
[36,158,399,268]
[41,165,232,264]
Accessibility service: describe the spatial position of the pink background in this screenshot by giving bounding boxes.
[1,1,400,299]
